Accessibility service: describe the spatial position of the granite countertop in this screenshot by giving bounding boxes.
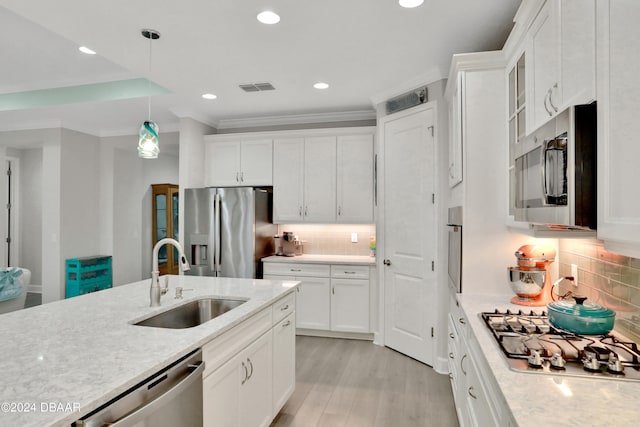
[0,275,297,427]
[458,293,638,427]
[262,254,376,265]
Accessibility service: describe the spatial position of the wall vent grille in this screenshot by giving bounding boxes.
[385,87,428,115]
[239,82,275,92]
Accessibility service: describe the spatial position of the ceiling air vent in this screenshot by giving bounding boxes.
[385,87,428,115]
[239,82,275,92]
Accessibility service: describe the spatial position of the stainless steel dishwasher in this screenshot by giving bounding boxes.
[74,349,204,427]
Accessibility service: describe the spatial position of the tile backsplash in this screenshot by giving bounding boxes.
[277,224,375,256]
[558,239,640,341]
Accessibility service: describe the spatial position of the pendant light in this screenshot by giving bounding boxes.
[138,29,161,159]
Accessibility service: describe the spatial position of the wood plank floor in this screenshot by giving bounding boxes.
[271,336,459,427]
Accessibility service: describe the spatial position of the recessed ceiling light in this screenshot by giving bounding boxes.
[202,93,217,100]
[399,0,424,8]
[313,82,329,90]
[257,11,280,25]
[78,46,96,55]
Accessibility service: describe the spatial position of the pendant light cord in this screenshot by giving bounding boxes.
[148,33,152,121]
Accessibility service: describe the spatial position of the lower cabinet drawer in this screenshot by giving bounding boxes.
[263,262,330,277]
[272,291,295,325]
[330,264,370,279]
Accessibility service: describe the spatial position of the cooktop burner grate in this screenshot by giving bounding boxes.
[481,309,640,382]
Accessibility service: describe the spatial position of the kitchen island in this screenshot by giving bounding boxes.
[458,293,639,426]
[0,275,297,427]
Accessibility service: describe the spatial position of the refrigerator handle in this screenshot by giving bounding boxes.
[214,193,221,276]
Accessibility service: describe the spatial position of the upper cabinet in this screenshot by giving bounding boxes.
[336,134,374,223]
[204,138,273,187]
[527,0,596,133]
[596,0,640,257]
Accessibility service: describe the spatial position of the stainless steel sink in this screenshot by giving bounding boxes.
[134,298,247,329]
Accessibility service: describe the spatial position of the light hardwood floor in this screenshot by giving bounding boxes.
[272,336,459,427]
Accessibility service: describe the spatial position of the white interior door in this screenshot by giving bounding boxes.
[382,106,436,365]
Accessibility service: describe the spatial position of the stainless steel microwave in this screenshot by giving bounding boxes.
[513,103,596,229]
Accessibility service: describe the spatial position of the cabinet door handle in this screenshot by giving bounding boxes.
[332,287,335,295]
[282,320,291,328]
[241,361,248,385]
[449,352,455,359]
[338,206,342,216]
[461,354,468,376]
[459,317,466,325]
[549,83,559,112]
[449,333,455,339]
[236,172,240,182]
[468,386,477,399]
[247,358,254,380]
[304,206,308,217]
[240,172,244,183]
[299,206,303,217]
[280,304,289,311]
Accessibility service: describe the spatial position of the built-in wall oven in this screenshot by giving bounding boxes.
[447,206,462,294]
[513,103,597,229]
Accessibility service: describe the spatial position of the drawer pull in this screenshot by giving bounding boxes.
[282,320,291,328]
[459,317,466,325]
[468,386,477,399]
[290,268,302,272]
[280,304,289,311]
[449,333,455,339]
[449,352,454,359]
[344,271,356,274]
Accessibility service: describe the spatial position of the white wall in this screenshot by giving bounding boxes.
[19,148,43,287]
[41,137,62,303]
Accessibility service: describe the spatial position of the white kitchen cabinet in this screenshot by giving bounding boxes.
[336,134,374,222]
[205,139,273,187]
[273,136,336,223]
[303,136,337,222]
[596,0,640,257]
[264,261,374,335]
[295,276,331,330]
[272,313,295,415]
[273,138,305,222]
[448,72,463,188]
[527,0,596,133]
[203,329,273,427]
[202,291,296,427]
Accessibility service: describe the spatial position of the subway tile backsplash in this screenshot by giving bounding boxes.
[277,224,375,256]
[558,239,640,342]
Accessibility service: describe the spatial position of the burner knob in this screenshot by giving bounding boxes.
[607,354,624,375]
[550,352,566,370]
[528,350,543,368]
[583,353,601,372]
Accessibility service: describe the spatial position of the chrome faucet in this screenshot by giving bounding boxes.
[150,238,191,307]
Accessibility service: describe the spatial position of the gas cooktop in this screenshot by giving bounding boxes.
[481,309,640,382]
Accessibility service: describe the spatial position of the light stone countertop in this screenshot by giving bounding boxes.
[262,254,376,265]
[458,293,639,427]
[0,275,298,427]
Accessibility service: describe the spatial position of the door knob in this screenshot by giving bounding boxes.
[383,259,391,266]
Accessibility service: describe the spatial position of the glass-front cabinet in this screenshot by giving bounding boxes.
[152,184,179,275]
[508,53,526,216]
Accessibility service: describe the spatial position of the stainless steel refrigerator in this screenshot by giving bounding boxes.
[184,187,276,278]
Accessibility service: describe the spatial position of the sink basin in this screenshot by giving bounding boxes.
[134,298,247,329]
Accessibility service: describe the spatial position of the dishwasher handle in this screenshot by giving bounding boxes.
[111,361,204,427]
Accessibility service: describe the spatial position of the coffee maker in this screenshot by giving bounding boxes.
[274,232,302,256]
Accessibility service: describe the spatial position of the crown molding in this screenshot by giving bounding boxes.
[168,108,219,130]
[502,0,545,61]
[444,50,506,100]
[369,68,445,106]
[216,110,376,130]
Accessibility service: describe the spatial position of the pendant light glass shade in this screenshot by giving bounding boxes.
[138,120,159,159]
[139,29,161,159]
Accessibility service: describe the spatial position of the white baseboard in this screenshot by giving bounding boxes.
[296,329,374,341]
[27,284,42,294]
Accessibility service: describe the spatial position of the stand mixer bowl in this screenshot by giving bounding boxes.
[508,267,546,297]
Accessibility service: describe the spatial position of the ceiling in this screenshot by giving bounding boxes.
[0,0,521,138]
